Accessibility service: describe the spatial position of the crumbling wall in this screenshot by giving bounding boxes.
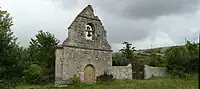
[144,65,167,79]
[107,64,132,79]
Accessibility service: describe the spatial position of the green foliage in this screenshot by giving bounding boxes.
[112,52,129,66]
[185,41,199,72]
[144,49,154,54]
[72,74,80,83]
[28,30,60,65]
[24,30,60,84]
[0,8,60,86]
[23,64,43,84]
[165,41,199,77]
[112,42,136,66]
[119,42,137,79]
[0,8,24,88]
[120,42,136,62]
[147,53,166,67]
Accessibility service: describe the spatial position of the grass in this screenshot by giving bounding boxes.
[14,76,198,89]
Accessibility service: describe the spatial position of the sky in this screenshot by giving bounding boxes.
[1,0,200,51]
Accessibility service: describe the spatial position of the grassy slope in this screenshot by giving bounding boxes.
[15,76,198,89]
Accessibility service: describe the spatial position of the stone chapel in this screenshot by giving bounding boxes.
[55,5,168,84]
[55,5,113,84]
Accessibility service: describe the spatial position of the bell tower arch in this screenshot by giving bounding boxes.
[85,23,95,40]
[63,5,111,50]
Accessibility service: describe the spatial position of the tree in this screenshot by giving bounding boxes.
[165,46,188,77]
[165,40,199,77]
[0,9,24,88]
[120,42,136,79]
[185,41,199,73]
[120,42,136,62]
[25,30,60,84]
[112,52,129,66]
[147,50,166,67]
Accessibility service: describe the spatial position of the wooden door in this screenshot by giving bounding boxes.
[84,65,95,84]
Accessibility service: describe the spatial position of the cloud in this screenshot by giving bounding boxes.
[154,13,200,44]
[0,0,71,47]
[87,0,200,19]
[1,0,200,51]
[104,17,155,44]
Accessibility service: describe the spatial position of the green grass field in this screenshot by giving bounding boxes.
[14,76,198,89]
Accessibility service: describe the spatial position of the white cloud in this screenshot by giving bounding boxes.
[0,0,199,51]
[1,0,77,46]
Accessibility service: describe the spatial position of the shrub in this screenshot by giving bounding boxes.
[23,64,42,84]
[72,74,80,83]
[165,41,199,77]
[147,53,166,67]
[112,52,129,66]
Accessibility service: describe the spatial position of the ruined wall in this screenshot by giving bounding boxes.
[107,64,132,79]
[144,65,167,79]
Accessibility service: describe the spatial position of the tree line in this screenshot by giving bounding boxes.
[113,41,199,78]
[0,9,59,88]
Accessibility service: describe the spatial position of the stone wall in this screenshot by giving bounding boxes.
[107,64,132,79]
[55,48,64,84]
[55,46,112,84]
[144,65,167,79]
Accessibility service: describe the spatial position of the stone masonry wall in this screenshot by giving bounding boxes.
[55,48,64,84]
[144,65,167,79]
[107,64,132,79]
[59,46,112,83]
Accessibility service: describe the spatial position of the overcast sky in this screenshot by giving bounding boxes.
[1,0,200,51]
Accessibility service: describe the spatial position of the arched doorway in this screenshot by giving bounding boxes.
[84,64,95,83]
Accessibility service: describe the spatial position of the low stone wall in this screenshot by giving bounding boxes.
[107,64,132,79]
[144,65,167,79]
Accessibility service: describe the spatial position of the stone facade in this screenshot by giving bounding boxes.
[55,5,112,84]
[144,65,167,79]
[107,64,132,79]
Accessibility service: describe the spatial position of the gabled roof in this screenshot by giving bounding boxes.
[78,5,94,17]
[68,5,99,29]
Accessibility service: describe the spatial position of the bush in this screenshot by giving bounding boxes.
[165,41,199,77]
[147,53,166,67]
[112,52,129,66]
[72,74,80,83]
[23,64,42,84]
